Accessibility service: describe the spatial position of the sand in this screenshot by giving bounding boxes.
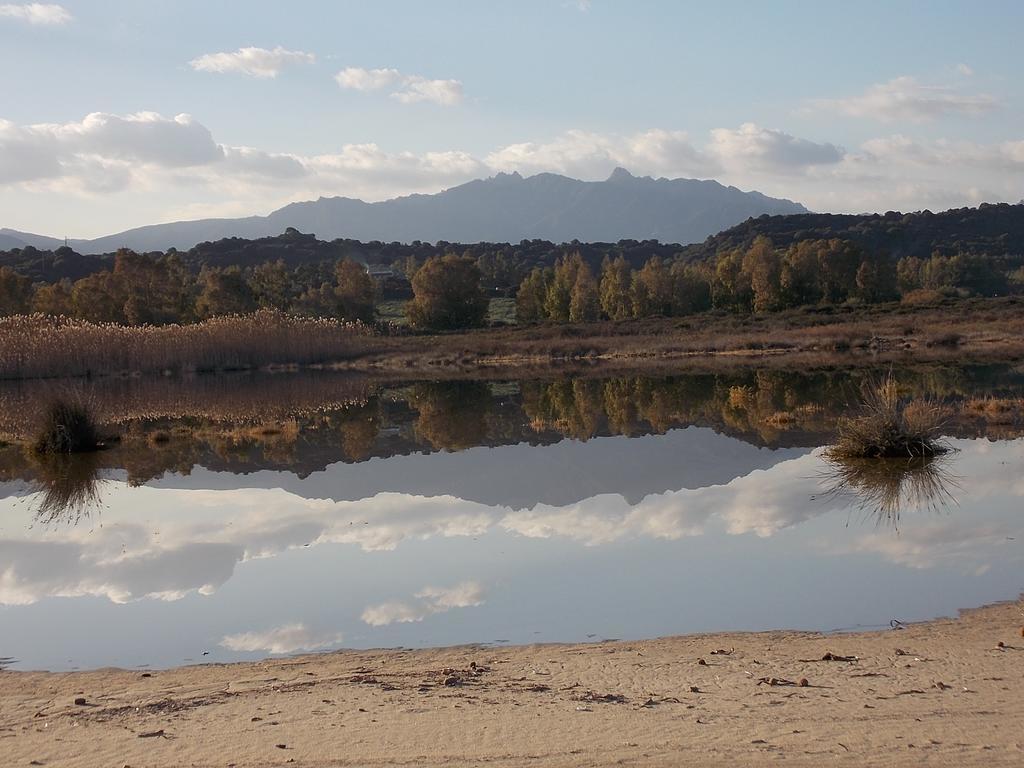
[2,598,1022,768]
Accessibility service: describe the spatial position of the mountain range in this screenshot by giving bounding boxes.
[1,168,807,255]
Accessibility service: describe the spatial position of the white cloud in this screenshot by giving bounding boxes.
[392,77,464,106]
[336,67,464,106]
[220,623,343,654]
[334,67,402,91]
[190,46,315,78]
[0,112,223,195]
[486,128,719,179]
[3,110,1024,231]
[0,3,71,25]
[708,123,844,172]
[956,63,974,77]
[816,76,998,122]
[361,581,485,626]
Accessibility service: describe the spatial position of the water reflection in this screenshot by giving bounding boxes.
[817,454,960,530]
[28,451,106,527]
[1,365,1023,671]
[0,435,1021,671]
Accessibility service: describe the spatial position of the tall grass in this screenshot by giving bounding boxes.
[827,374,950,458]
[32,399,100,454]
[0,311,375,380]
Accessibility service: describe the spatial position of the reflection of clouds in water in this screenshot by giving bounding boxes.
[0,539,241,605]
[220,623,344,654]
[826,521,1019,571]
[361,581,486,626]
[2,439,1022,607]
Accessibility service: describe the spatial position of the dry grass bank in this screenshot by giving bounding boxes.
[0,297,1022,382]
[344,297,1024,373]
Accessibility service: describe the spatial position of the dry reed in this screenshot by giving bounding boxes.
[0,311,374,380]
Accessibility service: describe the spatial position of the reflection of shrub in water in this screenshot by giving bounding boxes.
[818,454,958,530]
[29,451,106,526]
[828,374,950,459]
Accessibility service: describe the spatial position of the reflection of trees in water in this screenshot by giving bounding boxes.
[817,453,959,531]
[29,451,106,526]
[410,382,493,451]
[335,400,381,461]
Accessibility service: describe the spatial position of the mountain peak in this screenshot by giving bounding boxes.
[606,167,635,182]
[4,170,808,252]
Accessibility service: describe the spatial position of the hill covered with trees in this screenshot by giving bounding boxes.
[679,202,1024,262]
[2,202,1024,330]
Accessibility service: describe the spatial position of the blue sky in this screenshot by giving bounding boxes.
[1,0,1022,237]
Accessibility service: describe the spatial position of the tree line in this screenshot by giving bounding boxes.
[1,234,1022,330]
[516,236,1021,323]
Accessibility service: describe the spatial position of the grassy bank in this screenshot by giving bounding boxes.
[1,297,1022,381]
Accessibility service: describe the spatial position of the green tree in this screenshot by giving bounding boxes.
[334,258,376,322]
[70,271,123,323]
[195,267,257,318]
[742,236,783,312]
[515,267,551,323]
[670,262,712,315]
[896,256,923,294]
[599,256,633,321]
[817,239,861,303]
[31,279,74,316]
[711,248,752,312]
[0,266,32,316]
[544,253,581,322]
[569,260,600,322]
[633,257,673,317]
[781,241,822,307]
[250,260,293,311]
[406,254,488,330]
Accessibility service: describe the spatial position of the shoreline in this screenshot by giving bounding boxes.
[3,597,1022,767]
[3,296,1023,382]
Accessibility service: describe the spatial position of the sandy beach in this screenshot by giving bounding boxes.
[1,598,1021,767]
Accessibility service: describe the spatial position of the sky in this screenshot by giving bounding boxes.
[1,0,1022,238]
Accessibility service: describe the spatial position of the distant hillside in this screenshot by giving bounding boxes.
[680,202,1024,261]
[1,168,807,254]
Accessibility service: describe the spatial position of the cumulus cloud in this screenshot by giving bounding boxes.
[708,123,844,172]
[486,128,720,179]
[220,623,343,654]
[336,67,464,106]
[361,581,486,626]
[0,3,71,25]
[334,66,402,91]
[3,109,1024,229]
[392,77,464,106]
[189,46,315,78]
[816,76,998,122]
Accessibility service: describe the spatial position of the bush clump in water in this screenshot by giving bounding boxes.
[827,374,949,459]
[32,399,101,455]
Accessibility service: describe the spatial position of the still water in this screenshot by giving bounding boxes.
[1,367,1022,671]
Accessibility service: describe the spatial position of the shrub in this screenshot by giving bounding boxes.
[32,399,101,454]
[827,374,949,459]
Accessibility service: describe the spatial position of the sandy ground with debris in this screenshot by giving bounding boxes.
[2,599,1023,768]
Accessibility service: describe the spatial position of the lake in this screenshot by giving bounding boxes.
[1,364,1023,671]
